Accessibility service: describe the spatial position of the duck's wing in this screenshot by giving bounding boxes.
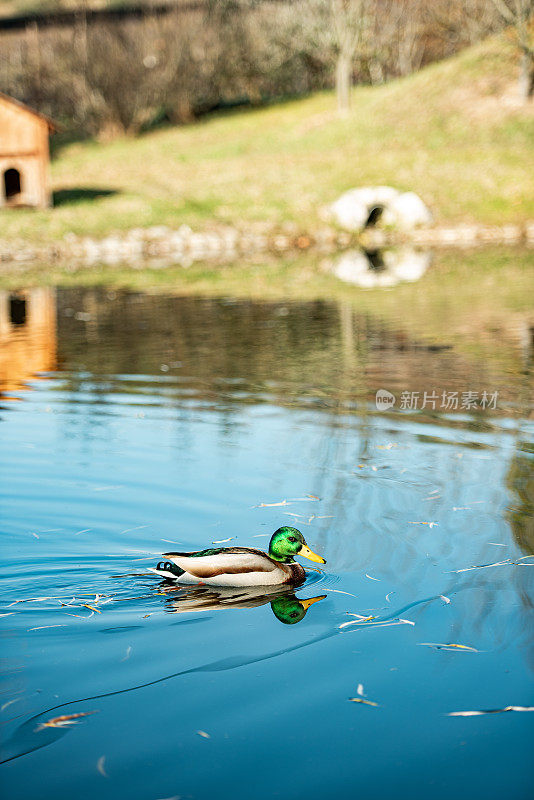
[162,547,280,580]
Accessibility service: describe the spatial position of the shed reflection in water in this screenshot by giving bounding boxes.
[0,287,56,394]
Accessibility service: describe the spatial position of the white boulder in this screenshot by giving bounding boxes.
[328,187,432,231]
[385,192,433,229]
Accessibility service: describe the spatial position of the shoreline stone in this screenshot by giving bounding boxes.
[0,221,532,270]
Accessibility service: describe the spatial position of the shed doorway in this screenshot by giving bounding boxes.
[3,168,22,204]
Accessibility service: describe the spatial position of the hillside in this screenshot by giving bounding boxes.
[1,34,532,245]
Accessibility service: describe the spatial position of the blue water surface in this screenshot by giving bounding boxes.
[0,287,533,800]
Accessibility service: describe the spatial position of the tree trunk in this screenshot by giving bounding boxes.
[518,49,534,100]
[336,51,352,114]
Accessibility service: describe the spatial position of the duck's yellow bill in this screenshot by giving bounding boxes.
[299,594,327,610]
[299,544,327,564]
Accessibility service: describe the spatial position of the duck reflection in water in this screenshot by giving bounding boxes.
[158,583,326,625]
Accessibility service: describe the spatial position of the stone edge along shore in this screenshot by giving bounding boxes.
[0,222,533,270]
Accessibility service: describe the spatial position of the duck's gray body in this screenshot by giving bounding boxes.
[157,546,306,587]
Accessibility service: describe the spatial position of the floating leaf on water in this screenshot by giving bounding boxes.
[447,706,534,717]
[142,614,150,619]
[338,616,383,629]
[212,538,235,544]
[83,605,102,614]
[1,698,21,712]
[0,612,14,618]
[197,730,210,738]
[97,755,108,777]
[7,596,54,607]
[256,500,290,508]
[341,617,415,630]
[453,501,484,511]
[326,589,359,598]
[28,625,67,631]
[419,642,478,652]
[307,494,320,500]
[357,683,364,696]
[385,591,395,603]
[36,711,98,731]
[348,697,379,706]
[447,559,512,574]
[365,574,380,581]
[440,595,451,604]
[118,525,148,535]
[408,521,438,528]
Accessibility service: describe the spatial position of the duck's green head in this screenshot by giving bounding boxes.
[268,526,326,564]
[271,594,326,624]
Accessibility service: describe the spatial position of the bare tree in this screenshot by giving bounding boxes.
[370,0,427,80]
[395,0,426,76]
[295,0,371,113]
[489,0,534,98]
[331,1,368,112]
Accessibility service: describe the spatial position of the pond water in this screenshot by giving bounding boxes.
[0,259,533,800]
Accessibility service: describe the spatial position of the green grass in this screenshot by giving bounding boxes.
[2,35,533,244]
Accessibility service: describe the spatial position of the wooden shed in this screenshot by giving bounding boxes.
[0,92,55,209]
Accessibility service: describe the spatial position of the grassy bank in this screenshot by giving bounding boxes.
[2,35,533,245]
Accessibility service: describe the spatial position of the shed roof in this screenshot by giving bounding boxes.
[0,92,57,132]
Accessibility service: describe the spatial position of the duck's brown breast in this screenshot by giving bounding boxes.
[286,562,306,586]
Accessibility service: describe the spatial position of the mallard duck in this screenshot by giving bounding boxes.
[154,526,326,587]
